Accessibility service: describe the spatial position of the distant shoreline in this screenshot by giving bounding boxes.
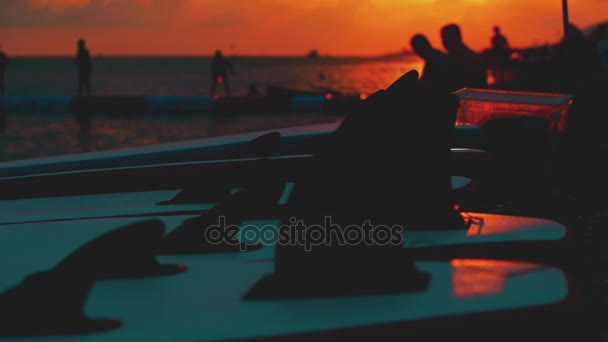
[4,52,417,59]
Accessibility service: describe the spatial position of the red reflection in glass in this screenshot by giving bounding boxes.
[450,259,541,298]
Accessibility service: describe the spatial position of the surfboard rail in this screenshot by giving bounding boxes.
[0,148,489,200]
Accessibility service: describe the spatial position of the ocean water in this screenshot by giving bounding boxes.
[3,55,424,97]
[0,55,424,161]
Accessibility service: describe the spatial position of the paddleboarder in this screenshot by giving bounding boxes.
[0,44,8,95]
[490,26,510,82]
[210,50,235,98]
[74,39,92,97]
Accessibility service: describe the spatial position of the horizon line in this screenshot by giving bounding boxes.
[4,51,415,58]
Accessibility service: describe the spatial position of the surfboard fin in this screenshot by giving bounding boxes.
[243,243,431,300]
[0,270,121,337]
[244,70,472,300]
[232,131,281,159]
[54,219,187,279]
[157,131,282,206]
[160,180,286,255]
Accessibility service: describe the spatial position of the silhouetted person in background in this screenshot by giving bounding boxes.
[441,24,487,91]
[490,26,510,82]
[410,34,451,93]
[0,45,9,95]
[74,39,92,96]
[211,50,235,97]
[491,26,509,53]
[247,83,261,97]
[554,24,602,91]
[587,22,608,73]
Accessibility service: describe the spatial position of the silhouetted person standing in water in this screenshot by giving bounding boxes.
[490,26,510,82]
[491,26,509,54]
[74,39,92,96]
[410,34,451,93]
[441,24,487,91]
[0,45,9,95]
[210,50,235,97]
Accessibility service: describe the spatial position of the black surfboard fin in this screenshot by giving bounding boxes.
[244,70,473,300]
[233,131,281,158]
[157,131,282,206]
[243,240,431,301]
[160,180,286,255]
[54,219,187,279]
[0,270,120,337]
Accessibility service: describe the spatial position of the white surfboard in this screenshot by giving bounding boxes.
[0,200,569,265]
[0,178,472,225]
[0,123,337,178]
[0,123,485,179]
[0,149,488,202]
[0,215,582,341]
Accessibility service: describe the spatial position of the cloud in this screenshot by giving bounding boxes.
[0,0,362,29]
[26,0,91,11]
[0,0,174,28]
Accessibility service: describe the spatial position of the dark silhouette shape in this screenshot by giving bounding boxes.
[74,39,92,96]
[481,116,554,202]
[410,34,451,93]
[0,219,193,337]
[491,26,509,52]
[553,24,602,91]
[245,70,463,300]
[0,270,121,337]
[160,131,285,254]
[160,178,284,255]
[78,129,90,152]
[54,219,186,279]
[70,96,92,141]
[247,82,261,97]
[0,104,6,133]
[0,44,8,95]
[210,50,235,98]
[158,131,282,205]
[490,26,511,83]
[0,45,9,132]
[441,24,487,91]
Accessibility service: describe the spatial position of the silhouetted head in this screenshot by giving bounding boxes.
[215,50,222,57]
[441,24,463,51]
[78,39,86,49]
[494,26,500,34]
[410,34,434,60]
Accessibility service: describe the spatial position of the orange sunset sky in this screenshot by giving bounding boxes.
[0,0,607,56]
